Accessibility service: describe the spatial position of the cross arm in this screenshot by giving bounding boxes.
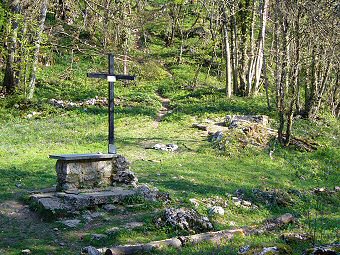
[87,73,136,81]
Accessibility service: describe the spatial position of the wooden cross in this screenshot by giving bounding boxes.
[87,54,136,154]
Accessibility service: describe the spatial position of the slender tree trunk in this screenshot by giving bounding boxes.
[28,0,48,99]
[253,0,268,95]
[278,14,288,144]
[246,0,256,96]
[230,4,239,95]
[221,1,232,97]
[3,0,20,95]
[263,52,271,109]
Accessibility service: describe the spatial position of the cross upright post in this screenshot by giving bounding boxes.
[87,54,136,154]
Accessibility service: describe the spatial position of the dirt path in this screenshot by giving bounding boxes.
[153,95,171,128]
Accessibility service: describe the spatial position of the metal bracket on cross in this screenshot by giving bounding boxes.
[87,54,136,154]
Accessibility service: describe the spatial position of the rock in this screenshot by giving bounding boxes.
[313,187,326,194]
[137,184,170,202]
[210,131,224,143]
[152,143,179,152]
[192,123,208,131]
[81,246,101,255]
[59,219,81,228]
[112,155,138,187]
[252,189,294,207]
[124,222,144,229]
[189,198,199,208]
[106,227,120,235]
[281,232,312,243]
[238,244,292,255]
[208,206,225,216]
[91,234,107,240]
[155,207,213,233]
[226,115,269,128]
[335,186,340,192]
[304,244,340,255]
[102,204,116,212]
[21,249,31,255]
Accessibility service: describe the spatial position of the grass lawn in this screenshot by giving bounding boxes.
[0,55,339,254]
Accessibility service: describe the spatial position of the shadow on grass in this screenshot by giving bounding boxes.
[0,160,56,203]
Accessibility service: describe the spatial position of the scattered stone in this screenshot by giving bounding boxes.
[189,198,199,208]
[232,196,257,209]
[313,187,326,194]
[59,242,65,246]
[155,207,213,233]
[226,115,269,128]
[106,227,120,235]
[25,111,42,119]
[91,234,107,240]
[21,249,31,255]
[59,219,81,228]
[152,143,179,152]
[201,195,228,208]
[335,186,340,192]
[137,184,170,202]
[209,131,224,143]
[124,222,144,229]
[304,244,340,255]
[252,189,294,207]
[238,245,292,255]
[208,206,225,216]
[53,228,59,231]
[281,232,312,243]
[15,183,22,188]
[102,204,116,212]
[49,97,109,109]
[81,246,101,255]
[192,123,208,131]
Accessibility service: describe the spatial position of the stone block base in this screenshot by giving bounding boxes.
[49,154,137,191]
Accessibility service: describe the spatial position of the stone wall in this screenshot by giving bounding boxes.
[55,155,136,191]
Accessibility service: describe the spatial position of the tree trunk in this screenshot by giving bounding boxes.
[3,0,20,95]
[28,0,48,99]
[253,0,268,95]
[278,13,288,144]
[230,4,239,95]
[221,1,232,97]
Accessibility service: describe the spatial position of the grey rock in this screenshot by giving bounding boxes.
[102,204,116,212]
[152,143,178,152]
[106,227,120,235]
[124,222,144,229]
[21,249,31,255]
[91,234,107,240]
[210,131,224,142]
[208,206,224,216]
[59,219,81,228]
[281,232,312,243]
[189,198,199,208]
[192,123,208,131]
[156,208,213,233]
[82,246,101,255]
[137,184,170,202]
[226,115,269,128]
[304,244,340,255]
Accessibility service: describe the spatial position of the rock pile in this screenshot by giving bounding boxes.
[49,97,109,109]
[155,208,213,233]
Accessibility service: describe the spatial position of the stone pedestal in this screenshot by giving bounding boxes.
[50,154,136,191]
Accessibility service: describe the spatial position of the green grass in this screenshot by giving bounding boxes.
[0,53,339,254]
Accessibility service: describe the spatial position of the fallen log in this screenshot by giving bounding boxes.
[103,213,295,255]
